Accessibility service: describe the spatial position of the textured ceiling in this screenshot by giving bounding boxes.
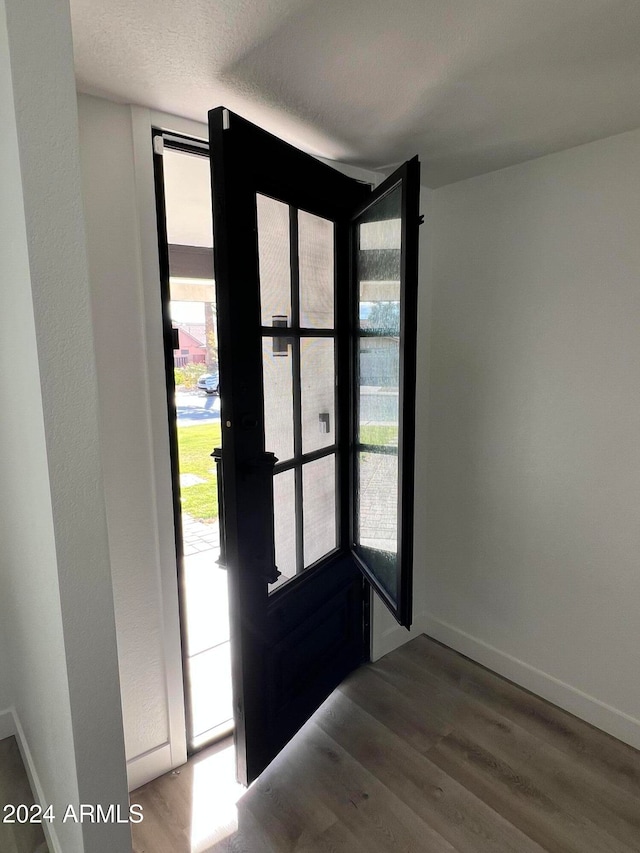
[71,0,640,186]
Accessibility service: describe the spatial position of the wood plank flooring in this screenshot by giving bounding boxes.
[0,736,48,853]
[131,635,640,852]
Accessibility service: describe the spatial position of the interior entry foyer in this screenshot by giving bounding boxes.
[130,634,640,853]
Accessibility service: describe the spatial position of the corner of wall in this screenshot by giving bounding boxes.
[423,613,640,752]
[0,707,15,741]
[2,709,63,853]
[371,603,429,662]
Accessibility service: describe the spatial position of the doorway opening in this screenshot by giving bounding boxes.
[153,133,233,752]
[150,110,418,785]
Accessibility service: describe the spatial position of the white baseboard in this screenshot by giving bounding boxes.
[9,709,62,853]
[423,613,640,752]
[6,707,174,847]
[127,742,174,791]
[371,608,428,661]
[0,707,16,740]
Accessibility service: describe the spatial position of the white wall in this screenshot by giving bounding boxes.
[0,619,13,728]
[426,127,640,747]
[0,6,76,803]
[77,95,187,788]
[1,2,131,851]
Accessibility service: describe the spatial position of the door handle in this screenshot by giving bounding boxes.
[211,448,227,569]
[240,450,279,473]
[212,449,281,583]
[244,452,281,583]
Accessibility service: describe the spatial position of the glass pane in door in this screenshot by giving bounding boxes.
[357,451,398,603]
[357,184,401,449]
[300,338,335,455]
[257,194,291,327]
[298,209,334,328]
[354,182,402,609]
[262,337,295,463]
[303,455,337,567]
[358,338,399,448]
[271,469,297,591]
[357,451,398,551]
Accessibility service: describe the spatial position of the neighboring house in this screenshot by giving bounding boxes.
[359,336,399,388]
[4,3,640,852]
[178,322,206,344]
[172,324,206,367]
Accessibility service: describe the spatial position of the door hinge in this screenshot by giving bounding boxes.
[222,109,230,130]
[418,214,424,226]
[362,580,371,636]
[153,135,164,156]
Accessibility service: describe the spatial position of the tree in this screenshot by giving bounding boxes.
[367,301,400,335]
[204,300,218,371]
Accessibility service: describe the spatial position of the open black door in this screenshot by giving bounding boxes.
[209,107,420,784]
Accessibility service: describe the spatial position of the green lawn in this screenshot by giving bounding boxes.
[177,422,222,521]
[359,424,398,446]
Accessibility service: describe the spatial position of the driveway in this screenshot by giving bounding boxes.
[175,390,221,426]
[175,387,397,426]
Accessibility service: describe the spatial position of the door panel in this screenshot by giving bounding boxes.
[263,555,365,765]
[351,159,420,628]
[209,107,419,783]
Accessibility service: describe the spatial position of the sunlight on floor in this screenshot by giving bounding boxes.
[190,742,244,852]
[183,550,228,653]
[189,642,233,738]
[182,546,233,744]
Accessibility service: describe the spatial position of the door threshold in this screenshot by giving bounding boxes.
[190,718,234,754]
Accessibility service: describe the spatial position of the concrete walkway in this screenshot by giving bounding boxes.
[181,513,220,556]
[179,512,231,745]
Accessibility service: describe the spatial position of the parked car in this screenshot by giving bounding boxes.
[197,373,219,395]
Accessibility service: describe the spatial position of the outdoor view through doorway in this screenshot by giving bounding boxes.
[160,142,232,750]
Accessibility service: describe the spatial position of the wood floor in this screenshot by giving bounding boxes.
[131,635,640,852]
[0,736,48,853]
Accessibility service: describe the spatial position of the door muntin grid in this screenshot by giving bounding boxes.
[353,182,403,609]
[256,193,339,594]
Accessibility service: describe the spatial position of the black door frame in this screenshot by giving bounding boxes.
[349,158,421,628]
